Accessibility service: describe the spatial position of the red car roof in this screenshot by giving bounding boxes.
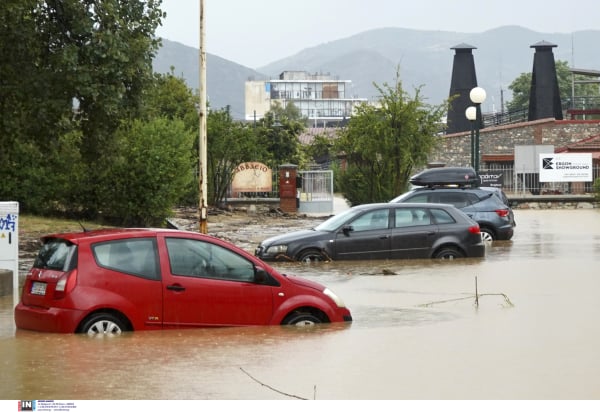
[42,228,201,243]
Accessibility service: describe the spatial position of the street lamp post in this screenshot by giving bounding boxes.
[465,106,476,168]
[467,86,486,173]
[198,0,208,233]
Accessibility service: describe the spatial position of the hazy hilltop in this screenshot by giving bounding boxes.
[153,40,266,119]
[153,26,600,119]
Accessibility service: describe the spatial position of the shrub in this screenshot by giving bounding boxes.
[96,117,195,226]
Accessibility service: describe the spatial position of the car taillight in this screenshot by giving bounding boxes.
[495,209,510,218]
[53,269,78,299]
[468,225,481,235]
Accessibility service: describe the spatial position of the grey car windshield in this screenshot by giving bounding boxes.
[314,208,367,231]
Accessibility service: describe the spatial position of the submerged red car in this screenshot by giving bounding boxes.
[15,228,352,336]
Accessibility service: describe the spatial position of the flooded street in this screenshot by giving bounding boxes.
[1,209,600,400]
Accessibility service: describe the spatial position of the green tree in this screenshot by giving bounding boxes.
[0,0,163,154]
[507,60,600,112]
[52,0,164,158]
[506,72,532,112]
[207,108,266,206]
[143,70,199,129]
[255,101,307,169]
[95,117,195,226]
[0,0,68,177]
[139,71,201,206]
[81,71,198,223]
[305,133,336,165]
[0,0,165,216]
[335,74,447,205]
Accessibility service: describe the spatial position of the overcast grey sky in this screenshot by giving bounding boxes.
[156,0,598,68]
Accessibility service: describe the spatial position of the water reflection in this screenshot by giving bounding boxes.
[1,209,600,400]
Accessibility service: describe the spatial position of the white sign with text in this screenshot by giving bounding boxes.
[539,153,593,182]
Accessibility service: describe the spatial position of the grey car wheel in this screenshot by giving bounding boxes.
[480,228,495,243]
[80,314,126,337]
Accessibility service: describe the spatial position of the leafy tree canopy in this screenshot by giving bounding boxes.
[96,117,195,226]
[206,108,268,205]
[254,101,308,169]
[0,0,164,161]
[143,69,200,131]
[335,71,447,205]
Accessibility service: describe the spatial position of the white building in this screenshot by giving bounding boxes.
[245,71,367,126]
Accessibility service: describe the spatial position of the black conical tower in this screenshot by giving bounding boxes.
[446,44,480,134]
[528,41,563,121]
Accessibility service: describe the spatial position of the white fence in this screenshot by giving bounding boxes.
[297,170,334,214]
[479,165,600,195]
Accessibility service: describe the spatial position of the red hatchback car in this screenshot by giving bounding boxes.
[15,228,352,335]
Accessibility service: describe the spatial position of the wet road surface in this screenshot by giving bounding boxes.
[1,209,600,400]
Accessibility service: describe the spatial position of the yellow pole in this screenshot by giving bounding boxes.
[198,0,208,233]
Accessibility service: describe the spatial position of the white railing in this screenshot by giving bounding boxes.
[480,165,600,196]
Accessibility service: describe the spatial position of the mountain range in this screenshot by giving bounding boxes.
[152,26,600,120]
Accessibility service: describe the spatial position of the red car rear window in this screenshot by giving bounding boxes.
[33,238,77,271]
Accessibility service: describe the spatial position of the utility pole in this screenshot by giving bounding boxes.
[198,0,208,233]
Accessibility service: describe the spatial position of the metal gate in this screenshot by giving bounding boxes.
[297,170,334,214]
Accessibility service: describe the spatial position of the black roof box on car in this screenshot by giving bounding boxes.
[410,167,480,187]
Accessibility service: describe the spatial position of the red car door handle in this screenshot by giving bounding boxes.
[167,284,186,291]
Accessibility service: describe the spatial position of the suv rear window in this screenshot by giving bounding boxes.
[437,192,469,207]
[33,238,77,271]
[430,208,457,224]
[402,193,429,203]
[437,192,480,208]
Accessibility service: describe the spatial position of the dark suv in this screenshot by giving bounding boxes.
[390,168,516,241]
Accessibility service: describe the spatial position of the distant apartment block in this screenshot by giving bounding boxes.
[245,71,368,126]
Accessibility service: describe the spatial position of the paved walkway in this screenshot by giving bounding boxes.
[333,193,351,214]
[304,193,350,217]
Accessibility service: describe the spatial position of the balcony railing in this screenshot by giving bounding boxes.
[480,96,600,127]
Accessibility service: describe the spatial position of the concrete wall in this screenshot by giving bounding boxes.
[244,81,270,121]
[431,118,600,167]
[0,269,12,297]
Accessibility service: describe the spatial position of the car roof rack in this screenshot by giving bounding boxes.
[409,167,480,188]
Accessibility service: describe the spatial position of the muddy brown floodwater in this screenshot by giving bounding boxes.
[1,209,600,400]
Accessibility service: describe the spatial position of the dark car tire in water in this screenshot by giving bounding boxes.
[79,313,127,336]
[284,312,323,326]
[434,247,465,260]
[297,249,328,263]
[480,228,495,243]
